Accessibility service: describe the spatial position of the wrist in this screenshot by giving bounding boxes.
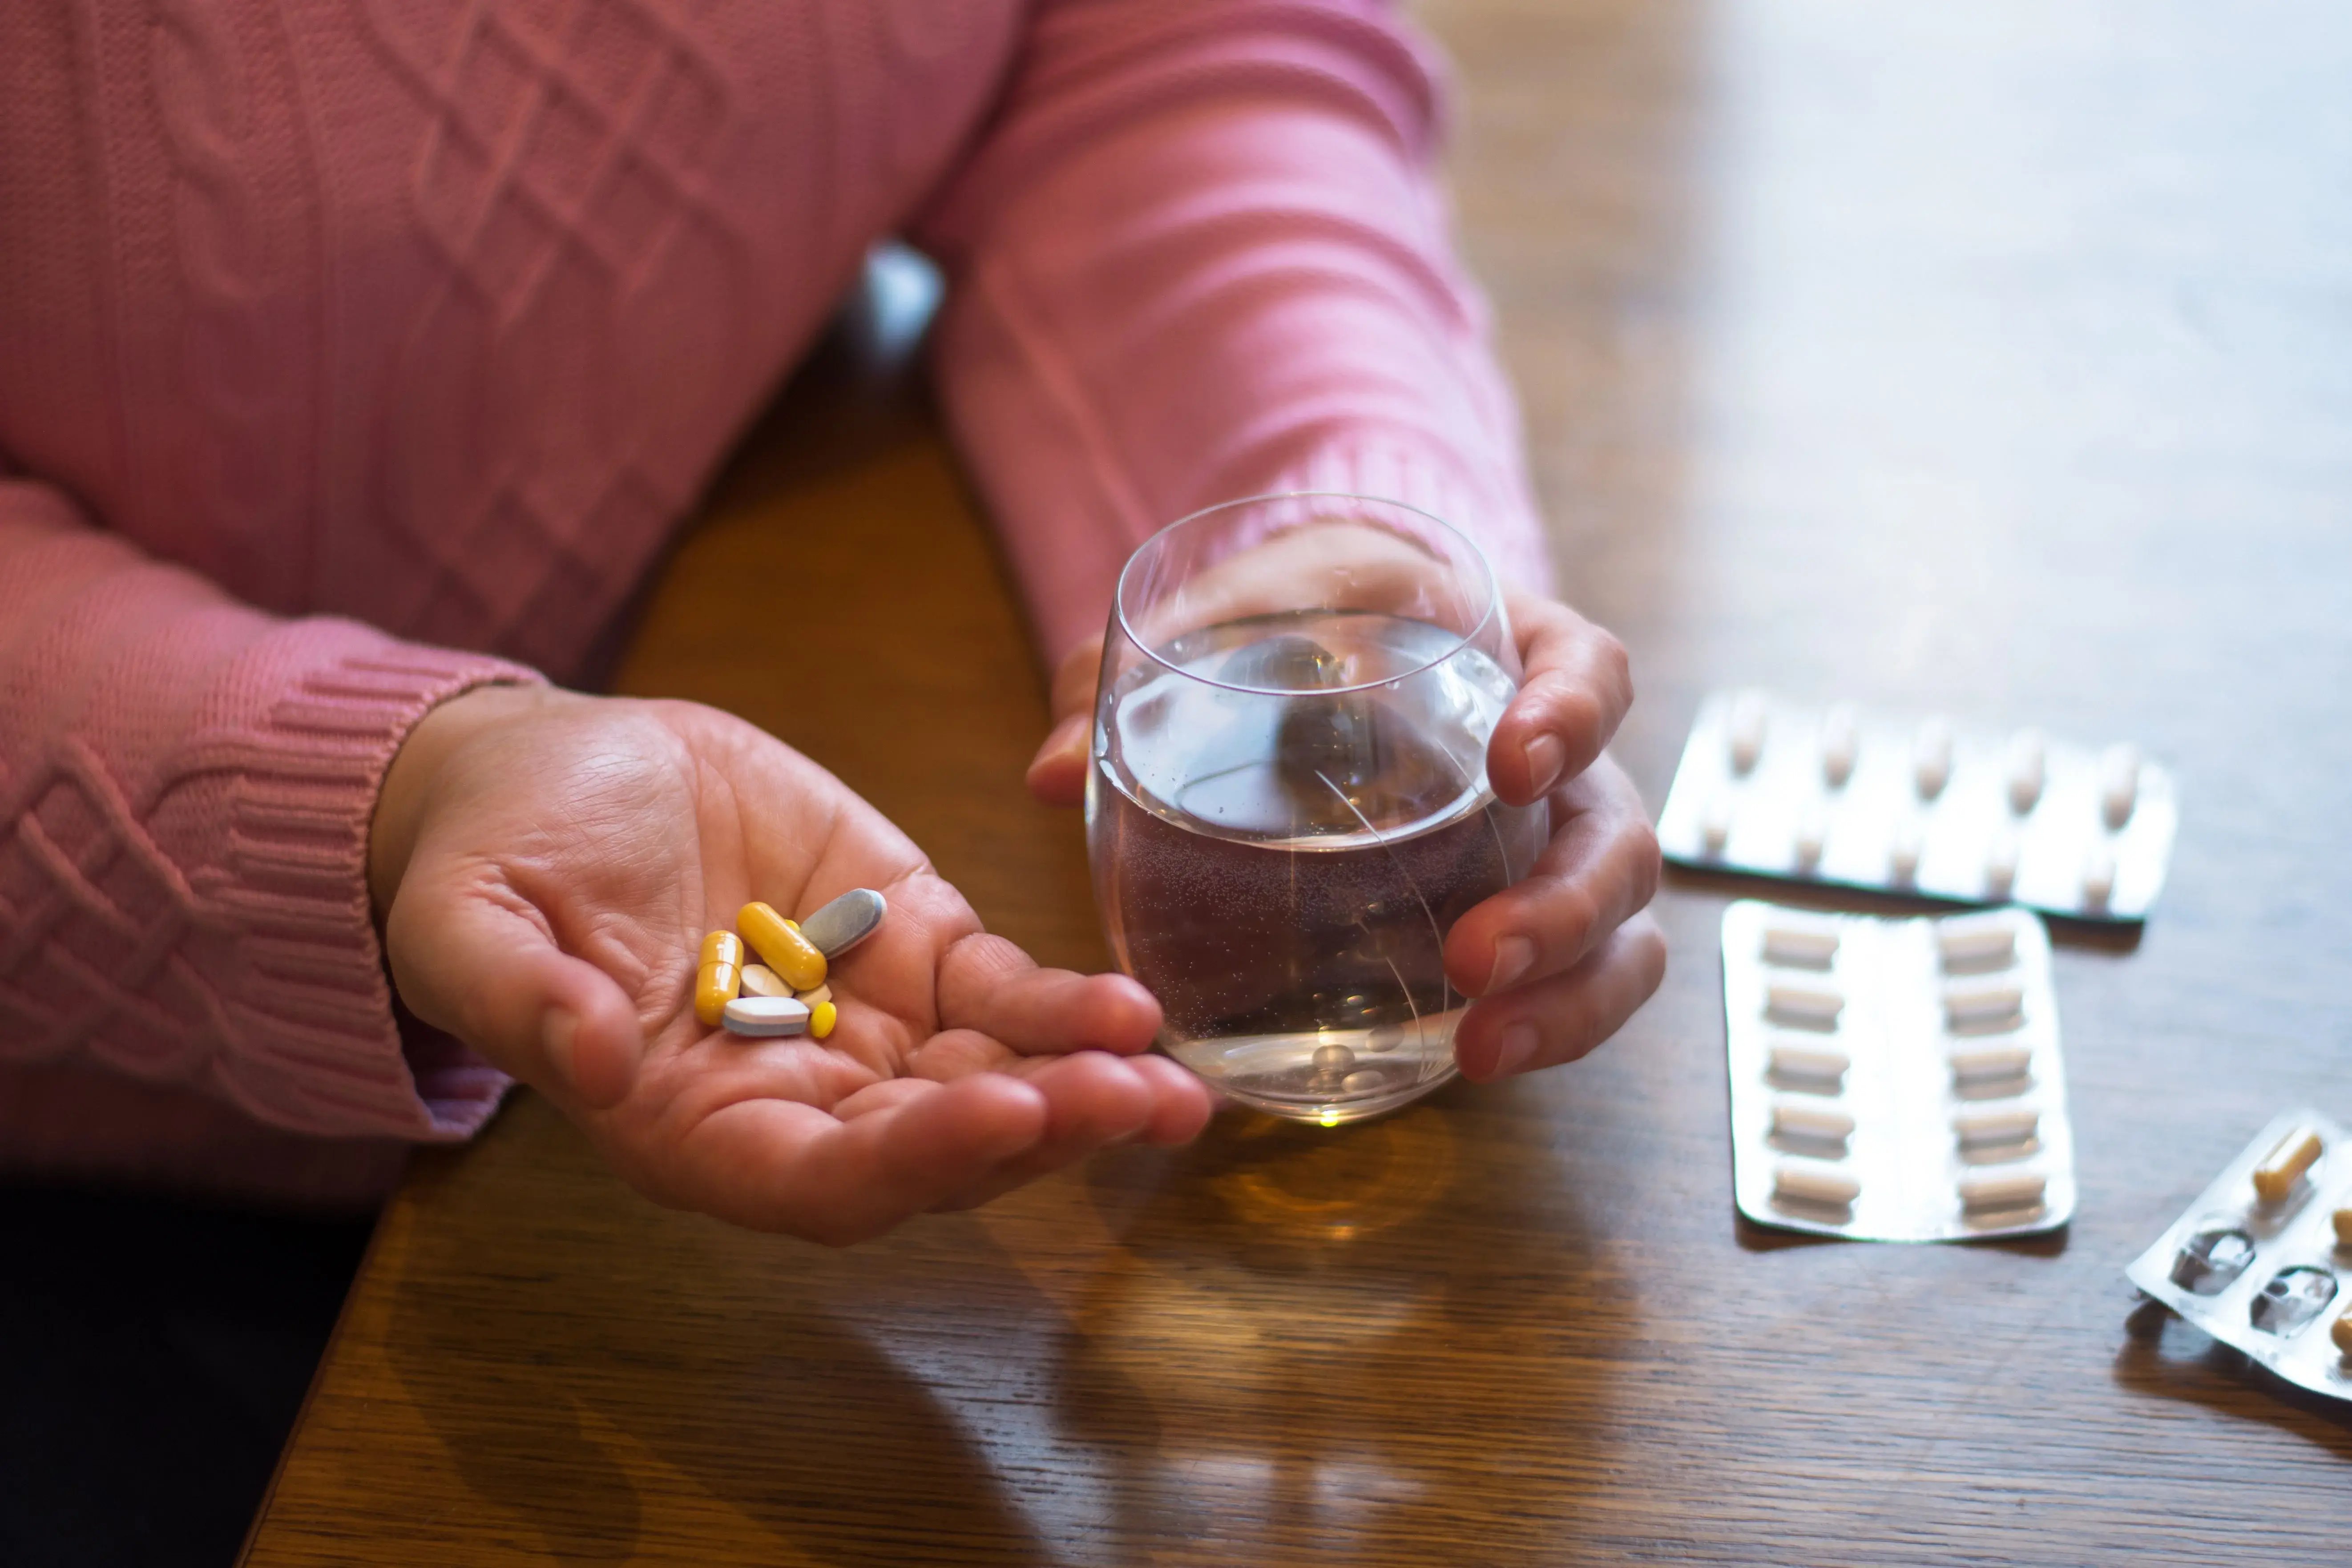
[368,681,548,920]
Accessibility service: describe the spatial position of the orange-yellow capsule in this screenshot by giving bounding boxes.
[809,1000,838,1040]
[695,930,744,1027]
[738,902,827,992]
[2253,1125,2324,1203]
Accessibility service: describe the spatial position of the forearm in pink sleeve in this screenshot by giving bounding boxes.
[0,479,540,1147]
[915,0,1550,665]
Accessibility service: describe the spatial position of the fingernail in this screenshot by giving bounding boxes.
[1486,935,1537,994]
[1491,1021,1541,1077]
[541,1008,579,1091]
[1524,732,1566,795]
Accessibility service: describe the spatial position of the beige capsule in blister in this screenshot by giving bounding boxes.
[2126,1109,2352,1405]
[1721,899,2074,1242]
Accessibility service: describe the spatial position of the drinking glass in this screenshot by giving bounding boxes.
[1085,493,1547,1125]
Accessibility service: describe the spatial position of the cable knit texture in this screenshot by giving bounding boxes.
[0,0,1545,1198]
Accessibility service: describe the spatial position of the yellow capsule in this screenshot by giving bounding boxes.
[2252,1125,2324,1203]
[739,964,792,999]
[2336,1306,2352,1357]
[2334,1206,2352,1247]
[738,902,827,992]
[809,1000,838,1040]
[694,930,744,1028]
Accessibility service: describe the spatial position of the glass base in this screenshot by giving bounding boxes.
[1163,1017,1461,1126]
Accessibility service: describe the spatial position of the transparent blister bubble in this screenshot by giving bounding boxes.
[2125,1110,2352,1404]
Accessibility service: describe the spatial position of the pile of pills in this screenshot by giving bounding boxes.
[691,888,887,1041]
[1722,899,2076,1242]
[2126,1111,2352,1402]
[1658,691,2178,921]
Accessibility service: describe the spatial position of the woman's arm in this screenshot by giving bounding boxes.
[912,0,1549,665]
[0,478,538,1153]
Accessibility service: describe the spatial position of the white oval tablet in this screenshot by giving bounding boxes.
[722,995,812,1037]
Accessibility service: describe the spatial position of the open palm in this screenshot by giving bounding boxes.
[370,684,1211,1241]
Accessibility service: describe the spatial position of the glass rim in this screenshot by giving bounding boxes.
[1111,491,1501,697]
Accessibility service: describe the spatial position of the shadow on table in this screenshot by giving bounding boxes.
[369,1079,1625,1566]
[2111,1295,2352,1457]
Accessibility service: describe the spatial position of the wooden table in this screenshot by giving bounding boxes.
[244,2,2352,1562]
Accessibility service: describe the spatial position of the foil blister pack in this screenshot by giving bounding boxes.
[2124,1110,2352,1402]
[1722,899,2076,1242]
[1659,691,2178,922]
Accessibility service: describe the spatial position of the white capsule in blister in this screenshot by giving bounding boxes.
[1768,1041,1850,1081]
[1793,804,1828,871]
[2082,844,2118,910]
[1888,820,1923,884]
[1773,1101,1856,1142]
[1819,703,1859,788]
[1728,691,1768,775]
[1955,1107,2038,1146]
[1766,982,1844,1028]
[1775,1163,1860,1208]
[1761,922,1839,968]
[1944,980,2024,1030]
[1959,1170,2047,1212]
[1701,793,1734,856]
[2099,743,2142,829]
[1984,830,2020,899]
[1914,718,1954,800]
[1951,1043,2033,1081]
[1936,919,2016,970]
[2006,729,2046,814]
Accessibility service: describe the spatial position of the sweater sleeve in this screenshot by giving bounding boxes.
[0,478,540,1145]
[912,0,1550,666]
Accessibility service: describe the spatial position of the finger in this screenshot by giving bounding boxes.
[930,1052,1177,1209]
[935,933,1163,1055]
[1027,640,1104,807]
[1486,598,1634,806]
[1452,915,1668,1082]
[385,870,645,1110]
[1122,1052,1218,1144]
[1443,758,1661,997]
[672,1072,1049,1243]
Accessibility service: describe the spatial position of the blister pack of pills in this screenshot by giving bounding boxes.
[2124,1110,2352,1402]
[1659,691,2178,922]
[1722,899,2076,1242]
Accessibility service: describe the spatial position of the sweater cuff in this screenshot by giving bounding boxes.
[202,642,542,1141]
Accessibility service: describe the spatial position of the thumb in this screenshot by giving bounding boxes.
[384,878,644,1110]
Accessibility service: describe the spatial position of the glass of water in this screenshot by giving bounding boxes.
[1085,493,1547,1125]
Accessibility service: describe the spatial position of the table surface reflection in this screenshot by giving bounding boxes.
[244,1,2352,1562]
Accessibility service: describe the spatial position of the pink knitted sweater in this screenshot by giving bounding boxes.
[0,0,1545,1203]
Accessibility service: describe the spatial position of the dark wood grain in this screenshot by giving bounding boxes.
[244,2,2352,1562]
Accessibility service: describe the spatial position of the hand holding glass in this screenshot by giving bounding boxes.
[1085,495,1547,1124]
